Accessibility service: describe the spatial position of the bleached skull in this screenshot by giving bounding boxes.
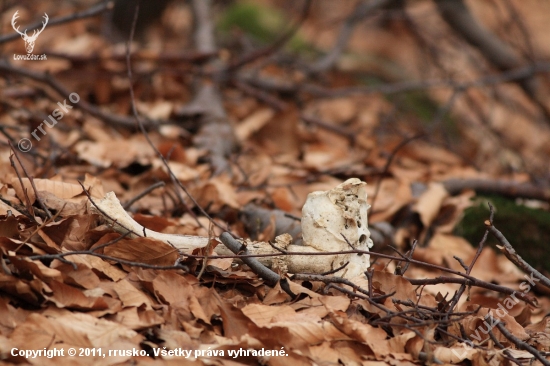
[301,178,373,278]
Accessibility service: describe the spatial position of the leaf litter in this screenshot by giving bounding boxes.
[1,1,550,365]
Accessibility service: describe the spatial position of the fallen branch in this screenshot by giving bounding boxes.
[436,0,550,121]
[495,322,550,366]
[0,60,164,129]
[443,178,550,202]
[485,207,550,290]
[309,0,393,73]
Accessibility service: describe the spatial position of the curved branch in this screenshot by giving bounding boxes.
[435,0,550,120]
[435,0,520,70]
[0,60,162,128]
[310,0,394,73]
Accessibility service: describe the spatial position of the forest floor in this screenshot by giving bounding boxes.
[1,0,550,365]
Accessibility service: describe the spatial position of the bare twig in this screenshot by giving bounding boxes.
[310,0,394,73]
[395,239,417,276]
[495,322,550,366]
[14,205,64,253]
[445,218,491,315]
[197,222,215,280]
[219,232,296,298]
[301,114,356,145]
[436,0,520,71]
[28,250,188,271]
[0,60,164,129]
[186,246,537,305]
[233,79,287,111]
[370,134,424,212]
[301,62,550,98]
[442,178,550,201]
[225,0,312,72]
[123,181,165,210]
[485,204,550,290]
[436,0,550,121]
[123,2,232,234]
[8,148,35,219]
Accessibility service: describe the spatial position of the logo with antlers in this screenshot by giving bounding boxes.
[11,11,49,54]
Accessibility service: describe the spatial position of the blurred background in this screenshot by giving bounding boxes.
[2,0,550,269]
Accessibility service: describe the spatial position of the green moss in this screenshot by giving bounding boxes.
[217,1,312,54]
[392,91,460,141]
[356,71,461,141]
[455,195,550,272]
[218,2,278,44]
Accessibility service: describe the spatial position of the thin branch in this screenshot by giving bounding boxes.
[432,0,550,120]
[123,2,233,234]
[226,0,312,72]
[301,62,550,98]
[9,149,35,219]
[0,60,164,129]
[485,208,550,290]
[187,246,537,305]
[442,178,550,201]
[233,79,287,111]
[445,224,490,315]
[301,114,356,145]
[123,181,166,210]
[310,0,394,73]
[370,134,424,212]
[27,250,188,271]
[219,232,296,298]
[495,322,550,366]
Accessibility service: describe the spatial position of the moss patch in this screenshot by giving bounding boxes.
[455,195,550,272]
[217,2,311,53]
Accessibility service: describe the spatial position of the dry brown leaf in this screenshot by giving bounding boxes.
[0,200,22,216]
[8,256,62,281]
[67,254,127,281]
[133,214,175,232]
[315,98,357,124]
[45,280,110,310]
[11,178,83,205]
[112,278,154,309]
[26,311,139,348]
[0,215,22,239]
[236,108,275,141]
[414,233,476,269]
[149,271,210,324]
[241,303,297,327]
[373,271,437,308]
[330,313,391,357]
[290,295,350,318]
[0,272,44,305]
[413,182,448,228]
[193,176,240,210]
[37,191,87,216]
[367,179,412,222]
[113,307,165,329]
[52,262,101,290]
[101,235,179,267]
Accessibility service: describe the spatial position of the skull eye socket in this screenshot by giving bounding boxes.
[359,234,367,244]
